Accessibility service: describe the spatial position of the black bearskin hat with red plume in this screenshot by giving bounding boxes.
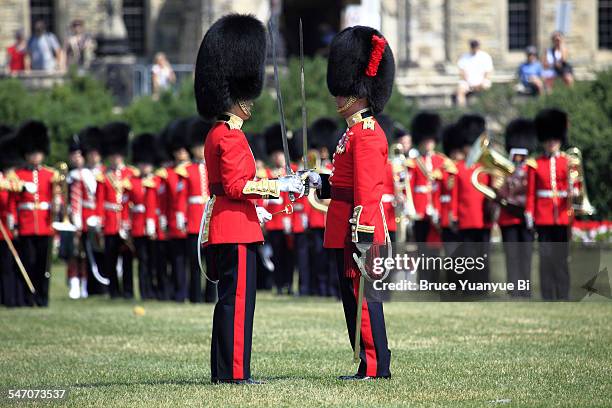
[327,26,395,114]
[194,14,267,119]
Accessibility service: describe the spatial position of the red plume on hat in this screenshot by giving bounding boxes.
[366,35,387,77]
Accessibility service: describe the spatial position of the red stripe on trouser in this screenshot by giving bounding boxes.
[233,244,247,379]
[353,277,378,377]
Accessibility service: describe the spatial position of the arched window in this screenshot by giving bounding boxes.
[123,0,147,55]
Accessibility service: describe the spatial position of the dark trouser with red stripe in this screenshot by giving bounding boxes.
[335,249,391,378]
[536,226,569,300]
[206,243,257,381]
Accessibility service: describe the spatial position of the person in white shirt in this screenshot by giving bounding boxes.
[151,52,176,98]
[456,40,493,107]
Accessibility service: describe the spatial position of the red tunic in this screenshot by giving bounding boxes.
[453,161,492,230]
[407,152,444,220]
[382,162,396,232]
[68,168,97,232]
[525,153,575,226]
[0,173,13,240]
[291,195,309,234]
[324,116,389,249]
[166,165,188,239]
[497,161,531,227]
[10,166,57,236]
[204,121,263,245]
[153,172,168,241]
[96,167,132,236]
[439,160,458,228]
[184,161,210,235]
[128,175,156,238]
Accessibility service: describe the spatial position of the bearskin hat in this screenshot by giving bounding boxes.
[289,128,304,162]
[327,26,395,114]
[535,108,568,144]
[154,129,172,166]
[131,133,157,164]
[194,14,267,119]
[441,123,463,156]
[393,123,408,140]
[16,120,49,156]
[188,116,212,148]
[68,134,82,153]
[0,126,22,170]
[411,111,442,145]
[505,118,537,154]
[456,114,486,147]
[101,122,130,157]
[79,126,104,154]
[309,117,339,152]
[165,117,192,155]
[246,133,266,161]
[264,123,284,155]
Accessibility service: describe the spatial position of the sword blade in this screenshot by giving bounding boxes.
[268,19,293,177]
[299,18,308,169]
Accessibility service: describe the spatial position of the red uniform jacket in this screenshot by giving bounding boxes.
[128,175,156,238]
[407,152,445,220]
[439,159,458,228]
[525,153,576,226]
[324,115,389,249]
[382,162,396,232]
[453,161,492,230]
[497,160,532,227]
[10,166,57,236]
[0,172,15,240]
[263,167,291,232]
[291,195,309,234]
[96,166,132,236]
[184,161,210,235]
[166,164,188,239]
[68,168,97,232]
[204,121,263,245]
[153,171,168,241]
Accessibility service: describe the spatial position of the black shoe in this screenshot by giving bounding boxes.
[212,378,265,385]
[338,374,391,381]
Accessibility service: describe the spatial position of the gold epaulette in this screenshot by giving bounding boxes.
[362,117,376,130]
[128,165,141,178]
[525,158,537,169]
[96,172,106,183]
[431,168,443,180]
[404,158,416,169]
[142,175,156,188]
[444,157,458,174]
[242,178,280,198]
[155,168,168,179]
[175,162,189,178]
[47,167,61,183]
[123,178,132,191]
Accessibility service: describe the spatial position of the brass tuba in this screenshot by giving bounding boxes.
[566,147,596,216]
[52,162,77,232]
[467,134,515,201]
[306,150,331,213]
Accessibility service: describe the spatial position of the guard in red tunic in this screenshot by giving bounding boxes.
[128,133,158,300]
[498,118,537,297]
[452,115,492,292]
[10,121,59,307]
[194,14,305,384]
[525,109,576,300]
[164,118,191,302]
[439,123,461,245]
[95,122,134,299]
[319,25,394,380]
[185,116,215,303]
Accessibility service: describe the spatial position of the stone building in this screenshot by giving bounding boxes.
[1,0,611,104]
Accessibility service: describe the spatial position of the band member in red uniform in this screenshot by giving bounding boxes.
[153,130,173,300]
[95,122,133,299]
[0,127,29,307]
[10,121,59,307]
[185,116,215,303]
[452,114,492,292]
[526,108,575,300]
[164,118,191,302]
[128,133,158,300]
[499,118,537,297]
[439,123,461,245]
[319,25,394,380]
[194,14,305,384]
[65,136,89,299]
[79,126,106,295]
[263,123,294,295]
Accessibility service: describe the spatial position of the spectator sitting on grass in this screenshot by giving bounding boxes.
[518,46,544,95]
[456,39,494,107]
[542,31,574,90]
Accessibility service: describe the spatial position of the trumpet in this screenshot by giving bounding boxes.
[566,147,595,216]
[467,134,516,203]
[306,150,331,213]
[52,162,77,232]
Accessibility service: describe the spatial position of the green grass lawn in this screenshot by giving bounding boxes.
[0,266,611,407]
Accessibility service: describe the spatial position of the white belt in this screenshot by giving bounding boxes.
[188,196,208,205]
[131,204,146,213]
[104,202,122,212]
[18,201,50,211]
[82,200,96,209]
[414,185,437,193]
[440,194,451,203]
[381,194,394,203]
[536,190,568,198]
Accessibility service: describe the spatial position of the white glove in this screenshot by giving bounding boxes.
[525,212,534,230]
[146,219,156,237]
[176,212,186,232]
[301,213,308,230]
[86,216,101,229]
[159,215,168,232]
[278,175,305,197]
[282,216,292,234]
[256,206,272,224]
[305,171,322,188]
[119,228,129,241]
[23,182,37,194]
